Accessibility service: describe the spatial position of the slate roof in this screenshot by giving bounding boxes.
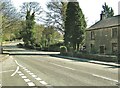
[87,15,120,30]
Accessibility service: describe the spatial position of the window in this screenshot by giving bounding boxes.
[112,28,117,38]
[112,43,117,54]
[91,31,95,40]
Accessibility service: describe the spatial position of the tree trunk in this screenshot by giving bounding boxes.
[77,43,79,51]
[73,43,76,51]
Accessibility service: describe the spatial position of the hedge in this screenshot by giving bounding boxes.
[67,52,117,62]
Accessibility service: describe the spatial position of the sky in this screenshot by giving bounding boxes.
[11,0,120,27]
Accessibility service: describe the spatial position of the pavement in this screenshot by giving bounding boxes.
[0,54,9,62]
[53,55,119,67]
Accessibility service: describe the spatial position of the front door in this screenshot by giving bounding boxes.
[100,46,105,54]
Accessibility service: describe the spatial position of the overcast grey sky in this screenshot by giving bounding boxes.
[11,0,119,27]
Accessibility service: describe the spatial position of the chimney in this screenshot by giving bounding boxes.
[100,11,106,20]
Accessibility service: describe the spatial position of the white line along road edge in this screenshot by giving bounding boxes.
[92,74,119,83]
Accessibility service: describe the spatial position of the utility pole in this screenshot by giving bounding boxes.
[118,2,120,64]
[118,24,120,64]
[0,11,3,54]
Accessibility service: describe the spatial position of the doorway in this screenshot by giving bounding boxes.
[100,46,105,54]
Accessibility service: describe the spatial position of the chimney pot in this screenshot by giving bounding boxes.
[100,11,106,20]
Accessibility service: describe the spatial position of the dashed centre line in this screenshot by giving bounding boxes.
[32,75,37,78]
[17,71,22,74]
[24,69,28,71]
[27,82,35,86]
[26,70,31,73]
[17,71,35,86]
[19,73,24,76]
[29,73,34,75]
[21,76,27,79]
[35,77,42,81]
[23,67,26,69]
[40,81,48,85]
[24,79,31,82]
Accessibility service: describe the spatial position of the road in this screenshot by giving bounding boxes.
[0,42,119,87]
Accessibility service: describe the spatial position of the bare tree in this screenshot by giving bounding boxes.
[44,0,67,34]
[20,2,42,21]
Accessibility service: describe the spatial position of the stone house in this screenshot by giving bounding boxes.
[85,14,120,55]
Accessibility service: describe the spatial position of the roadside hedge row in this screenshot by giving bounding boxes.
[60,52,117,62]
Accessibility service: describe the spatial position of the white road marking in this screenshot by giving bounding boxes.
[13,59,40,86]
[24,69,28,71]
[0,70,14,73]
[29,73,34,75]
[21,76,27,78]
[40,81,48,85]
[19,73,24,76]
[32,75,37,78]
[35,77,42,81]
[17,71,22,74]
[15,59,24,67]
[14,59,51,87]
[15,60,20,66]
[22,67,26,69]
[51,63,75,70]
[26,70,31,73]
[92,74,118,83]
[27,82,35,86]
[11,66,19,76]
[24,79,31,82]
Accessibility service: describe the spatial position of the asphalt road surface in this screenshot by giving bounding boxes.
[1,42,119,88]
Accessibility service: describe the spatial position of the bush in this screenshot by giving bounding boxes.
[60,46,67,55]
[41,42,64,51]
[73,52,117,62]
[48,42,64,51]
